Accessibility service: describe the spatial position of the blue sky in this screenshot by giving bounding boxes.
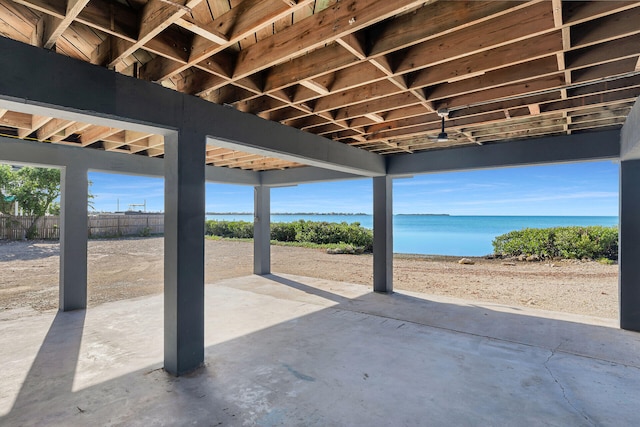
[88,160,620,216]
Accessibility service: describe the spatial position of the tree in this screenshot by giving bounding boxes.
[1,165,97,239]
[1,167,61,238]
[0,164,13,213]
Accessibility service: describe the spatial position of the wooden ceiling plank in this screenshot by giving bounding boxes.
[570,108,630,124]
[334,92,422,121]
[564,1,640,26]
[312,79,400,113]
[335,33,366,60]
[35,118,73,141]
[233,0,427,79]
[108,0,202,68]
[571,58,638,85]
[48,121,90,142]
[568,74,640,98]
[298,80,330,96]
[13,0,65,19]
[175,17,227,45]
[16,115,53,138]
[102,140,126,151]
[177,68,228,95]
[76,0,138,41]
[0,1,40,44]
[79,125,120,146]
[146,147,165,157]
[264,43,357,92]
[438,75,566,111]
[567,33,640,70]
[42,0,91,49]
[143,0,313,82]
[571,6,640,49]
[371,0,530,57]
[396,2,555,75]
[426,56,562,102]
[406,32,561,89]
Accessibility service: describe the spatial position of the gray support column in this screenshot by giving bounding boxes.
[373,176,393,293]
[164,131,206,375]
[619,160,640,331]
[59,165,88,311]
[253,186,271,275]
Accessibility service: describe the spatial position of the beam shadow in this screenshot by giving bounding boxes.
[9,309,85,415]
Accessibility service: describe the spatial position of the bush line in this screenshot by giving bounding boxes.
[492,226,618,260]
[205,220,373,253]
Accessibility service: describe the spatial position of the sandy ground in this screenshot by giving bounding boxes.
[0,237,618,318]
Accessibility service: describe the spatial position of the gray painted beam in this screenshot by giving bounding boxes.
[206,165,259,185]
[0,137,259,185]
[59,164,88,311]
[620,96,640,331]
[253,186,271,275]
[0,37,384,178]
[373,176,393,293]
[260,166,364,186]
[622,96,640,161]
[164,131,206,375]
[0,136,166,176]
[388,131,620,176]
[619,160,640,331]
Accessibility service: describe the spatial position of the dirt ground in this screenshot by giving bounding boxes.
[0,237,619,318]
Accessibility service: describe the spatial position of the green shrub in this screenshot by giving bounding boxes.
[270,222,298,242]
[205,219,373,252]
[492,228,557,258]
[205,220,253,239]
[492,225,618,260]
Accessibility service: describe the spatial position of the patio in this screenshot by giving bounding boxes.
[2,274,638,426]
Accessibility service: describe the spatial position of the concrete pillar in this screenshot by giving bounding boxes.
[254,185,271,275]
[59,165,88,311]
[619,160,640,331]
[373,176,393,293]
[164,131,206,375]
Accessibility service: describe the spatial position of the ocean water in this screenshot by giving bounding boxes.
[205,214,619,257]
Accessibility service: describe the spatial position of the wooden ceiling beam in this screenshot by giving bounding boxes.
[410,32,563,89]
[79,125,120,146]
[567,33,640,70]
[3,111,25,128]
[17,115,52,138]
[141,0,314,82]
[107,0,202,68]
[263,43,357,92]
[49,121,91,142]
[426,57,562,102]
[369,0,529,57]
[35,118,73,141]
[232,0,427,79]
[40,0,90,49]
[366,87,639,145]
[570,6,640,49]
[396,1,555,74]
[12,0,65,19]
[563,1,640,26]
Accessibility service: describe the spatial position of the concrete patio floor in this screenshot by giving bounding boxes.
[1,274,639,426]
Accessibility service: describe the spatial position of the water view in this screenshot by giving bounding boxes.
[206,214,619,256]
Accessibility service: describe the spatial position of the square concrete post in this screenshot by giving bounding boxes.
[59,165,88,311]
[619,160,640,331]
[254,185,271,275]
[373,176,393,293]
[164,131,206,375]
